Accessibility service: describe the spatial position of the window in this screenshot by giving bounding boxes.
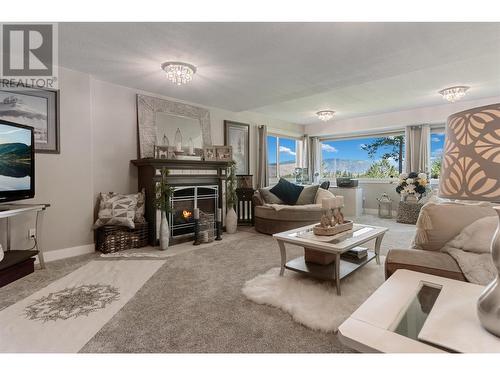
[267,135,302,183]
[430,129,445,179]
[320,134,405,179]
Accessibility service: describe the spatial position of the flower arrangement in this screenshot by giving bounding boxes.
[396,172,428,200]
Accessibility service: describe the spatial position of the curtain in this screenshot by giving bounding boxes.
[308,137,320,183]
[405,125,430,174]
[256,125,268,188]
[302,134,309,172]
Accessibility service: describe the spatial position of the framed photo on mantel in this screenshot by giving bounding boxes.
[0,88,60,153]
[224,120,250,175]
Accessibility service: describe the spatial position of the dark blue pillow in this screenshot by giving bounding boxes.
[269,178,304,205]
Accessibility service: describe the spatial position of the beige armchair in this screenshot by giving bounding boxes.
[385,201,496,281]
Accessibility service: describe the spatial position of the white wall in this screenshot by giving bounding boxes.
[305,95,500,137]
[7,68,95,253]
[6,68,304,254]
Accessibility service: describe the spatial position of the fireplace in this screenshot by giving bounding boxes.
[165,185,218,240]
[131,158,230,246]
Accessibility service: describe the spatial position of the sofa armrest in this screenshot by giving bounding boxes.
[385,248,466,282]
[252,190,264,207]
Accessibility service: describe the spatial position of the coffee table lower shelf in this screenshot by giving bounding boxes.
[284,251,376,281]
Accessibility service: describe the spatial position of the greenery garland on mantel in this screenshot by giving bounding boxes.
[226,161,237,210]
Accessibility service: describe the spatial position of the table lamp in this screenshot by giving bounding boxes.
[438,103,500,337]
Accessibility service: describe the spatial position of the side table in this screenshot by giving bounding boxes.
[397,201,424,224]
[235,188,255,226]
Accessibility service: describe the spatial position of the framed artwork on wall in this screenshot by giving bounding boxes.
[0,88,60,153]
[224,120,249,175]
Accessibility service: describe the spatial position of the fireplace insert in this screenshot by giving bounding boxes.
[165,185,218,240]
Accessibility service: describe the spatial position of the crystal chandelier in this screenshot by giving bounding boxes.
[438,86,470,103]
[316,110,335,122]
[161,61,197,85]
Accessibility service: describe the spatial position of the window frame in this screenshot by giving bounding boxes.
[319,130,406,182]
[429,124,446,182]
[267,133,303,183]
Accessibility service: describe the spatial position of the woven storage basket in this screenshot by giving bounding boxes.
[96,222,149,253]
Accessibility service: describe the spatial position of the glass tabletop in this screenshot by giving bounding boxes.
[394,282,442,341]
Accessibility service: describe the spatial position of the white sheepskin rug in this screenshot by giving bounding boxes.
[242,258,385,333]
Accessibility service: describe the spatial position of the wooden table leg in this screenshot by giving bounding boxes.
[335,253,341,295]
[277,240,287,276]
[374,233,385,265]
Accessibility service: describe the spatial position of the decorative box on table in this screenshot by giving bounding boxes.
[95,222,149,253]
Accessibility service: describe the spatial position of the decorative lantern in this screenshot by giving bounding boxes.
[377,193,393,218]
[174,128,182,153]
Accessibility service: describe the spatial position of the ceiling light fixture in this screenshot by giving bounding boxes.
[316,110,336,122]
[438,86,470,103]
[161,61,197,85]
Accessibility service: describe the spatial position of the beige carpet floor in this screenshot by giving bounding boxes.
[0,215,415,353]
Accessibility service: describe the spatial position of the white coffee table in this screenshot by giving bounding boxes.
[338,269,500,353]
[273,223,388,295]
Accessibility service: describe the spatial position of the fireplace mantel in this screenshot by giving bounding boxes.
[131,158,231,245]
[131,158,230,170]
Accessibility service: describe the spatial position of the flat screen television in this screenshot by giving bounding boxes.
[0,119,35,202]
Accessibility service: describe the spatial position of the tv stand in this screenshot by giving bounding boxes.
[0,203,50,269]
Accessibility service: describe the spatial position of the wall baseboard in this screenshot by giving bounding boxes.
[35,243,95,264]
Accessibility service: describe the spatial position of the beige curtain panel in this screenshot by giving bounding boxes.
[405,124,430,174]
[257,125,268,188]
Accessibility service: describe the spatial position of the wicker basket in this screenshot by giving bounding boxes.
[96,222,149,253]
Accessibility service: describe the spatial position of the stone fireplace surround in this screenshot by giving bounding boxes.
[131,159,231,245]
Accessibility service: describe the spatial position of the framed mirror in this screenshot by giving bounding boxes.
[137,94,212,158]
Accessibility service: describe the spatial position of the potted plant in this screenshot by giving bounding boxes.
[395,172,428,202]
[155,168,175,250]
[225,161,238,234]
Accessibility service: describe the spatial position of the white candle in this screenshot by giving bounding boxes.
[330,197,337,208]
[217,208,222,222]
[322,198,331,210]
[336,196,344,208]
[188,144,194,155]
[194,208,200,220]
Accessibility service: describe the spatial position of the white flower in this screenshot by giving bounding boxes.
[418,173,427,179]
[400,173,408,179]
[406,184,416,192]
[406,178,414,184]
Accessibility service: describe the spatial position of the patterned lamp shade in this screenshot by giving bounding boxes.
[439,103,500,201]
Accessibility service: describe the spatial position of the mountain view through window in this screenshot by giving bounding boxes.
[321,135,405,179]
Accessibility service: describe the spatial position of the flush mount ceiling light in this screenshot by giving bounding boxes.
[161,61,197,85]
[438,86,470,103]
[316,110,336,122]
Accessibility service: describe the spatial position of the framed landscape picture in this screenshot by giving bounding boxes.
[0,88,60,153]
[224,120,249,175]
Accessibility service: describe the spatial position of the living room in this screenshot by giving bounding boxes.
[1,1,500,374]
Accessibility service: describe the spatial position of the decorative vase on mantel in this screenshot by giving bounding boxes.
[225,206,237,234]
[159,211,170,250]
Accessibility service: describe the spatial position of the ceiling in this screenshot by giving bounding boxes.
[59,23,500,125]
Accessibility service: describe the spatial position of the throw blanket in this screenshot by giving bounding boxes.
[442,216,497,285]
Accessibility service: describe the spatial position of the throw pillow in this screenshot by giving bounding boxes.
[315,187,335,204]
[296,184,320,205]
[94,192,138,229]
[259,187,284,204]
[269,178,304,205]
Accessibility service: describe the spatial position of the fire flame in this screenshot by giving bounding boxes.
[182,210,193,220]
